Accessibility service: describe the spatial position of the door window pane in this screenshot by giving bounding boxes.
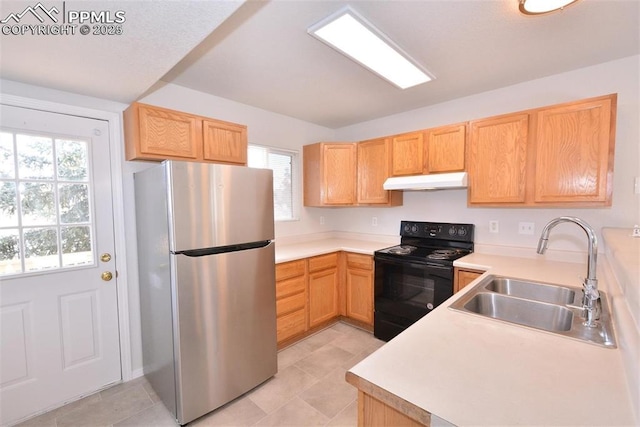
[59,183,90,223]
[16,134,54,180]
[61,226,92,267]
[0,182,18,227]
[56,139,88,181]
[24,227,59,271]
[0,129,95,276]
[0,229,20,275]
[20,182,56,226]
[0,132,15,179]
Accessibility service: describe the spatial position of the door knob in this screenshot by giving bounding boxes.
[101,271,113,281]
[101,253,112,262]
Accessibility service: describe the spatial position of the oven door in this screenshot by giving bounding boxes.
[373,255,453,340]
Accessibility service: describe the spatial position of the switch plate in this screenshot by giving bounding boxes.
[320,216,325,225]
[372,217,378,226]
[518,222,535,235]
[635,177,640,195]
[489,220,499,233]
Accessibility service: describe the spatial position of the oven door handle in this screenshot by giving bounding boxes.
[374,255,453,271]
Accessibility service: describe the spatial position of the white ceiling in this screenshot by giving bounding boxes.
[0,0,244,103]
[1,1,639,129]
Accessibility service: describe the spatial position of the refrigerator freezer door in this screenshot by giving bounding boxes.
[172,242,277,424]
[167,161,274,252]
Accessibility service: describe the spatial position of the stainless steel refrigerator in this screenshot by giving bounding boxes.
[134,160,277,425]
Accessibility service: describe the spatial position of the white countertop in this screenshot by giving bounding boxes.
[274,237,394,263]
[348,253,637,426]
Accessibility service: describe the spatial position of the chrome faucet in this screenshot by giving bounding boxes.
[537,216,600,327]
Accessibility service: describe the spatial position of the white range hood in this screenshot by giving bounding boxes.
[383,172,468,191]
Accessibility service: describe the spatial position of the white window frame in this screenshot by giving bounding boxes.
[248,144,300,222]
[0,130,97,278]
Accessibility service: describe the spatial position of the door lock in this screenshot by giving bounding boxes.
[101,271,113,281]
[100,253,112,262]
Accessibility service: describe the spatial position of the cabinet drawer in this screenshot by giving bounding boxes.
[277,309,306,343]
[346,253,372,270]
[308,253,338,272]
[276,292,306,317]
[276,260,306,281]
[276,275,305,299]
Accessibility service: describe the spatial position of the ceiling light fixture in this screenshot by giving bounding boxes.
[308,7,433,89]
[519,0,581,15]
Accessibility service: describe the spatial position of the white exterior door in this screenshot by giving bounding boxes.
[0,105,121,425]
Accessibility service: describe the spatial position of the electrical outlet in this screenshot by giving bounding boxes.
[489,220,499,233]
[518,222,535,235]
[372,217,378,226]
[320,216,325,225]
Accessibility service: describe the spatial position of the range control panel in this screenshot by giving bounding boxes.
[400,221,475,242]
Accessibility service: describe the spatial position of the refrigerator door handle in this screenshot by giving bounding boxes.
[174,240,272,257]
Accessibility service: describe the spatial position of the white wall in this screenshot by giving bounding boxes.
[138,84,337,238]
[331,55,640,254]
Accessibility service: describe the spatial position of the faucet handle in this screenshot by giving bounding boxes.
[584,285,600,301]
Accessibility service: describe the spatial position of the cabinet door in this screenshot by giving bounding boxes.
[454,268,484,293]
[468,114,529,204]
[533,96,614,204]
[391,132,424,176]
[308,267,339,327]
[424,123,466,173]
[135,104,202,160]
[202,119,248,165]
[346,268,373,325]
[323,144,357,205]
[277,310,306,343]
[357,138,391,204]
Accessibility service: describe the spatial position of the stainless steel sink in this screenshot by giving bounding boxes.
[484,277,576,305]
[463,293,574,332]
[449,275,616,348]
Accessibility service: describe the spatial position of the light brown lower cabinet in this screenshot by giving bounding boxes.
[358,392,428,427]
[345,253,374,326]
[308,254,340,327]
[453,267,484,293]
[275,252,375,346]
[275,260,307,343]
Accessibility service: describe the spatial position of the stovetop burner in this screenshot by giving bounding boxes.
[427,249,463,260]
[374,221,475,266]
[388,245,416,255]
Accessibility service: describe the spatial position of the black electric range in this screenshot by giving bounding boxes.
[373,220,474,341]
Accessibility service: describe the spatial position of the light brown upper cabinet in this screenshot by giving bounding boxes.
[390,131,424,176]
[533,96,615,204]
[424,123,467,174]
[468,113,529,204]
[357,138,403,206]
[304,142,357,206]
[124,102,247,165]
[467,94,616,207]
[202,119,248,165]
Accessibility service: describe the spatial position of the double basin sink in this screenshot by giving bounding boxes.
[449,275,616,348]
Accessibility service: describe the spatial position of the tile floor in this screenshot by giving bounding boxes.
[18,322,385,427]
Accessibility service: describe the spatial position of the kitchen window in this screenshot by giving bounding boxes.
[248,145,299,221]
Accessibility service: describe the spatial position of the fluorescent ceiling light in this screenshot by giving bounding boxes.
[519,0,580,15]
[308,8,433,89]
